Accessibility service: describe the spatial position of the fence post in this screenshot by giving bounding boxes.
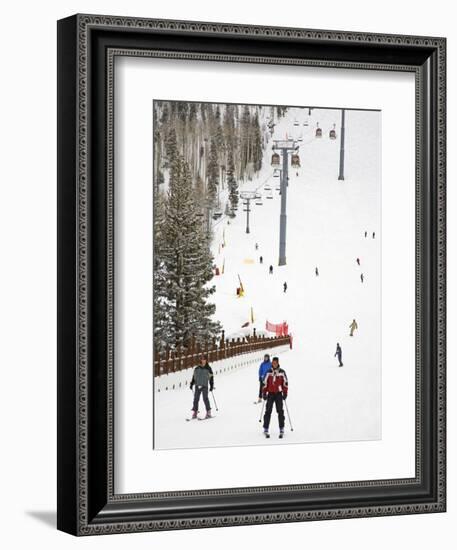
[187,337,195,369]
[211,338,217,362]
[219,330,224,361]
[165,346,170,375]
[170,349,175,373]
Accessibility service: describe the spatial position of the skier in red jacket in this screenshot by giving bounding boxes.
[262,357,288,438]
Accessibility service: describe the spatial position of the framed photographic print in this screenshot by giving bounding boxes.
[57,14,446,535]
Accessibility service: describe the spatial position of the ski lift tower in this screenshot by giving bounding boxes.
[338,108,346,181]
[240,190,258,234]
[272,139,299,266]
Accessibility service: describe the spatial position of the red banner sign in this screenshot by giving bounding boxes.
[265,320,289,337]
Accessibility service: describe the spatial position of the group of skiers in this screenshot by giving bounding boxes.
[332,229,368,366]
[188,228,370,430]
[189,352,289,438]
[256,244,288,294]
[333,318,359,367]
[189,317,360,433]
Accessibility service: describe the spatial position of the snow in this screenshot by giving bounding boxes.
[154,106,381,450]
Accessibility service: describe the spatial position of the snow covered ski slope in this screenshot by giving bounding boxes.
[154,106,381,451]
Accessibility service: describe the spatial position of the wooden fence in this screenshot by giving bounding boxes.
[154,329,291,377]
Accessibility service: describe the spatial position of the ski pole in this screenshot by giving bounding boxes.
[211,390,219,411]
[284,399,294,431]
[259,398,265,423]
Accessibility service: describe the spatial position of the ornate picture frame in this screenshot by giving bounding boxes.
[57,14,446,535]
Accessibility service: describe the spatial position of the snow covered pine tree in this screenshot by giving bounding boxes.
[226,149,239,216]
[156,152,221,348]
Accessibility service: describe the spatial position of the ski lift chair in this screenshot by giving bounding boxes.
[271,152,280,166]
[329,124,337,140]
[315,124,322,138]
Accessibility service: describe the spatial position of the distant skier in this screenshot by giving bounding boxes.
[356,257,360,266]
[349,319,358,337]
[372,231,376,239]
[262,357,288,438]
[255,242,259,250]
[269,265,274,275]
[360,273,364,283]
[315,267,319,277]
[334,343,343,367]
[283,282,288,293]
[259,256,263,264]
[296,171,299,177]
[256,353,272,403]
[190,356,214,419]
[365,231,368,238]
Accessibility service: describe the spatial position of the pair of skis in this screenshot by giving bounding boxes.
[185,415,216,422]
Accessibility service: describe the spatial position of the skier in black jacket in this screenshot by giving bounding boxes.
[190,356,214,419]
[334,343,343,367]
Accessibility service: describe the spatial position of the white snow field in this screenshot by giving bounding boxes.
[154,106,381,450]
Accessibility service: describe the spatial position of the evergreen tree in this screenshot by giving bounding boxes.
[215,119,225,151]
[195,174,205,202]
[161,154,220,347]
[153,192,173,349]
[223,103,236,151]
[252,112,263,172]
[276,105,288,118]
[200,102,207,123]
[160,102,169,125]
[189,102,197,123]
[240,105,251,178]
[165,127,178,165]
[206,139,219,207]
[226,149,238,216]
[153,128,163,193]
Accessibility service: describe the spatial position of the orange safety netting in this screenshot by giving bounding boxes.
[265,320,289,337]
